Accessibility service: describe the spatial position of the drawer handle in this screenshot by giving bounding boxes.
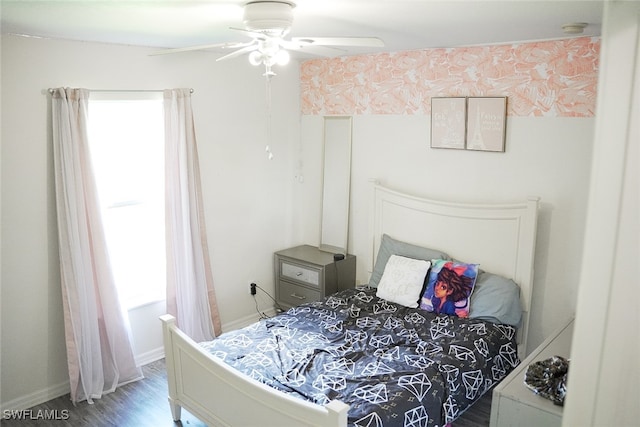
[296,272,303,276]
[290,293,306,300]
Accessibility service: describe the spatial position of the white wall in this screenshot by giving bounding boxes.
[298,113,594,353]
[0,31,598,410]
[0,34,300,408]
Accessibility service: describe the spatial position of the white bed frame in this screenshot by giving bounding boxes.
[160,183,539,426]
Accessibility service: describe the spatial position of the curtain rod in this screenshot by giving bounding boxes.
[47,88,194,94]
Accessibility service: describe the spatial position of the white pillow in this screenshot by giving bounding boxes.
[376,255,431,308]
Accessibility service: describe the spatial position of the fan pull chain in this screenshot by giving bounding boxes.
[265,73,274,160]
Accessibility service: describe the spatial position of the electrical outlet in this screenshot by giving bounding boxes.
[250,282,257,295]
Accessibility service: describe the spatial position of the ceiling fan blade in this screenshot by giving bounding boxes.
[291,37,385,48]
[229,26,273,40]
[216,44,259,62]
[150,41,252,56]
[280,40,347,58]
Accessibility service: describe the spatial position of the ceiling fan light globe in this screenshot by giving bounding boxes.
[248,50,263,66]
[275,49,290,66]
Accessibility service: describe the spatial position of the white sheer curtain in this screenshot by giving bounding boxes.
[164,89,222,342]
[51,88,143,404]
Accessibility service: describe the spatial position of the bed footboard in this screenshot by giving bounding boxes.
[160,315,349,427]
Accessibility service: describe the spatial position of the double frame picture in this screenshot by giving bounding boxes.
[430,96,507,152]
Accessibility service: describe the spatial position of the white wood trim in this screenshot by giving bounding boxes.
[134,347,165,367]
[563,2,640,426]
[0,381,70,412]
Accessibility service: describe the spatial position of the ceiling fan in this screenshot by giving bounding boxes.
[152,0,385,76]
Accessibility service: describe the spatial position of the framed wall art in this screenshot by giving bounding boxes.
[430,97,466,149]
[466,97,507,152]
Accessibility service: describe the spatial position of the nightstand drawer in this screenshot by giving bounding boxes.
[278,280,321,306]
[274,245,356,310]
[280,261,320,287]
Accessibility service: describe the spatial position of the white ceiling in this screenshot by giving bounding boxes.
[1,1,604,58]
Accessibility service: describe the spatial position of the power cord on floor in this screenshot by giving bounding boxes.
[252,283,286,319]
[253,294,270,320]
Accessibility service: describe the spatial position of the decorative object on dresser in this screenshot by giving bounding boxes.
[490,318,574,427]
[274,244,356,309]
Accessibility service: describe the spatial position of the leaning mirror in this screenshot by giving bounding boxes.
[319,116,352,254]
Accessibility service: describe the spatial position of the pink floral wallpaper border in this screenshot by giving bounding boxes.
[300,37,600,117]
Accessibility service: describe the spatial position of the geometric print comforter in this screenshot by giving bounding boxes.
[200,287,519,427]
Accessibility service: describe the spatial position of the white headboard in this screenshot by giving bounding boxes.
[369,183,539,358]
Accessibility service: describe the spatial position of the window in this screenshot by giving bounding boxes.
[87,93,165,309]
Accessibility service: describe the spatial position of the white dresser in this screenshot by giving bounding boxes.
[490,318,574,427]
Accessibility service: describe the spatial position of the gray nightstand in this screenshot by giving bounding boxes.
[274,245,356,309]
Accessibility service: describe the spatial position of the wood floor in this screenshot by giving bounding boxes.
[2,359,492,426]
[1,360,206,427]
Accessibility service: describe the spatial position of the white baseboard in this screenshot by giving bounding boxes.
[0,351,164,412]
[134,347,165,367]
[0,380,70,412]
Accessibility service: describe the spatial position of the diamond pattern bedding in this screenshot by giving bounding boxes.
[200,287,519,427]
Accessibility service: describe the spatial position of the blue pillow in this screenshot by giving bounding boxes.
[468,272,522,326]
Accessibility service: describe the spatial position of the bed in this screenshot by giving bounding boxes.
[160,183,539,427]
